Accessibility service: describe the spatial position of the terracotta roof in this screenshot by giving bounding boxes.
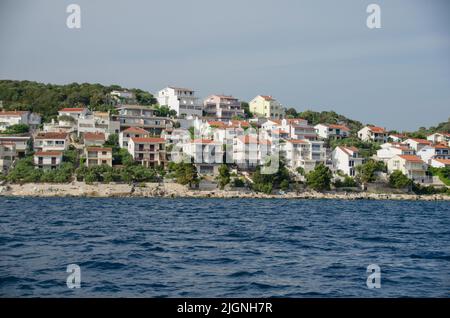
[0,111,27,116]
[168,86,194,92]
[286,139,308,144]
[207,121,228,128]
[122,127,149,134]
[35,151,63,157]
[86,147,112,152]
[328,124,350,131]
[434,158,450,165]
[368,126,386,133]
[239,135,271,145]
[59,107,86,112]
[84,132,105,140]
[35,132,68,139]
[230,120,250,128]
[340,146,359,154]
[130,137,165,143]
[398,155,424,163]
[273,129,289,134]
[192,139,215,144]
[260,95,274,101]
[407,138,431,144]
[434,143,450,149]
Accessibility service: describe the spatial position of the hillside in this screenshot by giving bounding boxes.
[0,80,156,121]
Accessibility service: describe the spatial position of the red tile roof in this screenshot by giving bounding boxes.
[260,95,274,101]
[35,151,63,157]
[59,107,86,112]
[368,126,386,133]
[286,139,308,144]
[192,139,215,144]
[122,127,149,134]
[239,135,271,145]
[131,137,165,143]
[434,158,450,165]
[84,132,105,140]
[207,121,228,128]
[398,155,424,163]
[35,132,68,140]
[0,111,28,116]
[86,147,112,152]
[329,124,350,131]
[407,138,431,144]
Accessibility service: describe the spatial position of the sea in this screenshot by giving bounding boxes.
[0,197,449,297]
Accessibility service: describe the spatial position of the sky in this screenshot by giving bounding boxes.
[0,0,449,131]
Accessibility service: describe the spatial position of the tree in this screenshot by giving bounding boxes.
[172,162,199,187]
[2,124,29,135]
[251,159,291,194]
[240,102,252,118]
[355,159,385,184]
[306,163,332,191]
[154,105,177,117]
[389,170,412,189]
[217,164,230,189]
[285,107,299,118]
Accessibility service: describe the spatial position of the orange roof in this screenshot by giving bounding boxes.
[0,111,27,116]
[433,143,449,149]
[273,129,289,134]
[260,95,274,101]
[329,124,350,131]
[86,147,112,152]
[368,126,386,133]
[434,158,450,165]
[131,137,165,143]
[407,138,431,144]
[239,135,271,145]
[35,151,63,156]
[59,107,86,112]
[230,120,250,128]
[286,139,308,144]
[207,121,228,128]
[398,155,423,163]
[122,127,149,134]
[192,139,215,144]
[84,132,105,140]
[340,146,359,154]
[35,132,68,139]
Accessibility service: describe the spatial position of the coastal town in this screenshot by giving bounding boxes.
[0,84,449,198]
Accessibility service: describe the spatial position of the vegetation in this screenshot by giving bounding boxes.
[428,166,450,186]
[168,162,199,187]
[412,183,450,195]
[334,176,357,188]
[1,124,29,135]
[306,163,332,191]
[240,102,252,118]
[75,165,158,184]
[6,157,74,183]
[232,177,245,188]
[0,80,156,122]
[217,164,231,189]
[154,105,177,118]
[388,170,412,189]
[251,160,291,194]
[355,159,386,184]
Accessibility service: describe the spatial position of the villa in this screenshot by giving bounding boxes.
[331,146,364,177]
[34,151,63,170]
[203,95,244,120]
[34,132,69,152]
[249,95,285,119]
[233,135,271,169]
[182,139,224,175]
[376,142,415,162]
[358,126,388,143]
[403,138,432,152]
[387,155,428,183]
[83,132,106,147]
[128,137,166,168]
[84,147,113,167]
[315,123,350,139]
[117,104,172,135]
[0,142,16,173]
[157,86,203,118]
[119,127,150,148]
[0,136,30,158]
[0,110,41,131]
[417,144,450,164]
[427,132,450,145]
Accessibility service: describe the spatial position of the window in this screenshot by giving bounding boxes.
[102,151,107,156]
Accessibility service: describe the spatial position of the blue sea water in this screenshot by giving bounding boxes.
[0,197,449,297]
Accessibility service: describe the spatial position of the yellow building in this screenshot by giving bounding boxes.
[249,95,285,119]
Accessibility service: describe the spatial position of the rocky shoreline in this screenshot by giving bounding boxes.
[0,182,449,201]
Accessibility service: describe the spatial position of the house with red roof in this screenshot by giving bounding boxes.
[84,147,112,167]
[128,137,166,168]
[427,132,450,145]
[403,138,432,152]
[34,132,69,152]
[358,126,388,143]
[83,132,106,147]
[417,143,450,164]
[0,110,41,131]
[331,146,364,177]
[387,154,427,183]
[119,127,150,148]
[280,139,326,173]
[315,123,350,139]
[376,142,415,162]
[430,158,450,168]
[33,151,63,170]
[233,135,272,169]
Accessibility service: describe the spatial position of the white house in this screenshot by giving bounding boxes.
[281,139,326,173]
[83,132,106,147]
[358,126,388,143]
[117,105,172,135]
[182,139,224,175]
[203,95,244,120]
[77,111,120,137]
[376,142,415,162]
[33,132,69,152]
[430,158,450,168]
[427,132,450,145]
[157,86,203,118]
[0,136,30,158]
[58,107,89,121]
[387,155,427,183]
[331,146,364,177]
[0,110,41,131]
[34,151,63,170]
[128,137,167,168]
[119,127,150,148]
[403,138,432,152]
[0,142,16,173]
[85,147,113,167]
[233,135,271,169]
[315,124,350,139]
[417,144,450,164]
[388,134,407,143]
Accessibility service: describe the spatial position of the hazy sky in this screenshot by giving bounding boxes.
[1,0,449,131]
